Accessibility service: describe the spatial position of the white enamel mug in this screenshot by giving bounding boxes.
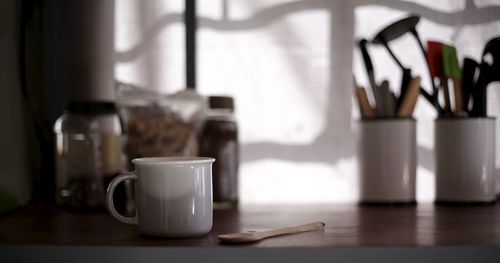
[106,157,215,237]
[435,118,496,203]
[358,119,417,203]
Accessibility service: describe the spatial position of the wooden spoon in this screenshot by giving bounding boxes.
[218,221,326,243]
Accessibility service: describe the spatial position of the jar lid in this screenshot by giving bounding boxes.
[209,96,234,111]
[66,101,117,115]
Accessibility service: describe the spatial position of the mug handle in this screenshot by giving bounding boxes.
[106,172,138,225]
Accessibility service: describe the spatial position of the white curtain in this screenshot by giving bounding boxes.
[115,0,500,204]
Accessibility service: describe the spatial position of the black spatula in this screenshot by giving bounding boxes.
[471,36,500,117]
[461,57,478,113]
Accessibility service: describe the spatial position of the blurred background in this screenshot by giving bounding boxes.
[1,0,500,208]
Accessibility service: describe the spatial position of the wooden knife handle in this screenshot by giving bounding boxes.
[453,79,465,116]
[442,77,452,114]
[398,77,421,117]
[356,87,376,118]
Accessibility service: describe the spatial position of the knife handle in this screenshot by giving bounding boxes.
[453,79,465,116]
[356,87,376,118]
[441,77,452,114]
[398,77,421,117]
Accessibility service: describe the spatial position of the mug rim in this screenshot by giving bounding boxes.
[435,116,496,121]
[357,117,416,122]
[132,156,215,165]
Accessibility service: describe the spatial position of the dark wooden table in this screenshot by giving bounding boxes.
[1,203,500,262]
[1,203,500,246]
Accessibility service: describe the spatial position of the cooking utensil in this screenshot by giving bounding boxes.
[358,39,383,116]
[420,87,435,107]
[398,76,421,117]
[427,41,444,77]
[442,44,464,115]
[470,74,487,117]
[481,36,500,84]
[427,41,451,114]
[390,91,398,116]
[398,68,412,109]
[356,87,377,118]
[353,75,365,116]
[380,80,394,117]
[372,16,420,47]
[372,15,440,113]
[461,57,478,112]
[471,36,500,117]
[218,221,326,243]
[371,18,412,111]
[358,39,377,92]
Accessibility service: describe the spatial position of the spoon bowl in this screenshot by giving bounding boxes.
[373,15,420,44]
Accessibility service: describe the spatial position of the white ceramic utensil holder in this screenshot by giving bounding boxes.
[435,118,496,203]
[358,119,416,204]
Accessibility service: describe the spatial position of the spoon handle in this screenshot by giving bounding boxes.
[258,221,326,239]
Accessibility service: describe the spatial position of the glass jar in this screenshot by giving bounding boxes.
[199,96,239,207]
[54,102,125,211]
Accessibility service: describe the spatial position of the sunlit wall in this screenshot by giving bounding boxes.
[115,0,500,204]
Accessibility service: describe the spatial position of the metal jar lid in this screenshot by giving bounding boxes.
[209,96,234,111]
[65,101,117,115]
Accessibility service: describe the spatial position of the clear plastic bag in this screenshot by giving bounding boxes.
[116,83,206,166]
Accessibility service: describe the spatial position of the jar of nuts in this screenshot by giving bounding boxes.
[116,83,207,169]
